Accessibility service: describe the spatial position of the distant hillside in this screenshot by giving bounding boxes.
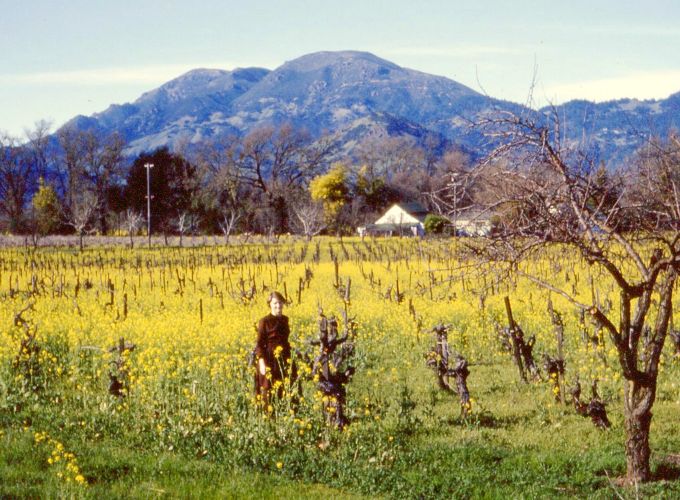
[545,92,680,165]
[61,50,680,167]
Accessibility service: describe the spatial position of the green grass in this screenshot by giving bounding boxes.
[2,238,680,498]
[0,429,369,499]
[3,360,680,498]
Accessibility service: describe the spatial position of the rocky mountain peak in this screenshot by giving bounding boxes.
[56,51,680,166]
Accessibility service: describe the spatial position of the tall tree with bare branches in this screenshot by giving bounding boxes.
[191,135,245,236]
[463,108,680,484]
[235,124,334,198]
[66,191,98,251]
[25,120,55,182]
[57,127,126,233]
[232,124,334,233]
[0,133,33,232]
[290,197,326,241]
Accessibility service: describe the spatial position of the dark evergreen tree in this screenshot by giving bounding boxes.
[125,148,198,235]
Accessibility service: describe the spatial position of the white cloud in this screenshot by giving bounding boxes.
[0,62,243,86]
[541,70,680,104]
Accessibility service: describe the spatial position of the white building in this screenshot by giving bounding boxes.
[358,202,428,237]
[451,208,492,236]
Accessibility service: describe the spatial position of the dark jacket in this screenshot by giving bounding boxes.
[255,314,291,382]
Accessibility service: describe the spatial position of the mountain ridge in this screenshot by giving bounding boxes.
[61,50,680,166]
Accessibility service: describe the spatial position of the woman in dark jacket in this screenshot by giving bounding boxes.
[255,291,293,404]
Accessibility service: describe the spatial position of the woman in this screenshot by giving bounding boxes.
[254,291,293,404]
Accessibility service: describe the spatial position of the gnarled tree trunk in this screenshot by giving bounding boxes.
[623,381,655,482]
[464,109,680,486]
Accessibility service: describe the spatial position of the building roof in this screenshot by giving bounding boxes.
[398,202,428,216]
[452,207,493,222]
[374,202,428,225]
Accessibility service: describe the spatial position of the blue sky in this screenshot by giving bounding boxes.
[2,0,680,137]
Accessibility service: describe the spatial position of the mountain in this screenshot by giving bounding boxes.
[69,66,271,153]
[546,92,680,165]
[61,51,680,166]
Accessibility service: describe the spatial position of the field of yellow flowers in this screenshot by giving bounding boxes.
[1,237,679,498]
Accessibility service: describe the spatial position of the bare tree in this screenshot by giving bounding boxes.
[354,135,426,182]
[174,211,199,247]
[0,133,33,232]
[192,134,240,200]
[56,127,87,216]
[25,120,54,181]
[230,125,334,234]
[66,191,98,251]
[290,199,326,241]
[123,209,143,248]
[463,107,680,484]
[236,124,334,199]
[192,135,246,237]
[175,211,189,247]
[81,131,125,234]
[218,208,241,244]
[57,127,125,234]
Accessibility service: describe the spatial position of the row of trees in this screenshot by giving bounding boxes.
[1,121,126,238]
[1,122,470,240]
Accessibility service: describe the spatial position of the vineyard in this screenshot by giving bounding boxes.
[1,237,679,498]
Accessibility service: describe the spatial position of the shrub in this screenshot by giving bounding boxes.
[424,214,449,235]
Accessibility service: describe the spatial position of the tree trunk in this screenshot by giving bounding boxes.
[623,381,654,483]
[99,212,108,236]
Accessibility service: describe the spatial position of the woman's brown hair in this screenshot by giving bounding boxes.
[267,291,285,304]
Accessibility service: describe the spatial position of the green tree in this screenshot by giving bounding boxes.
[354,164,399,213]
[31,178,61,235]
[423,214,448,235]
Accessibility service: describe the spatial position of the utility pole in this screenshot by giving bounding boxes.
[144,163,154,248]
[450,171,459,238]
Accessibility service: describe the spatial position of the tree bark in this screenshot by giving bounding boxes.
[623,380,654,483]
